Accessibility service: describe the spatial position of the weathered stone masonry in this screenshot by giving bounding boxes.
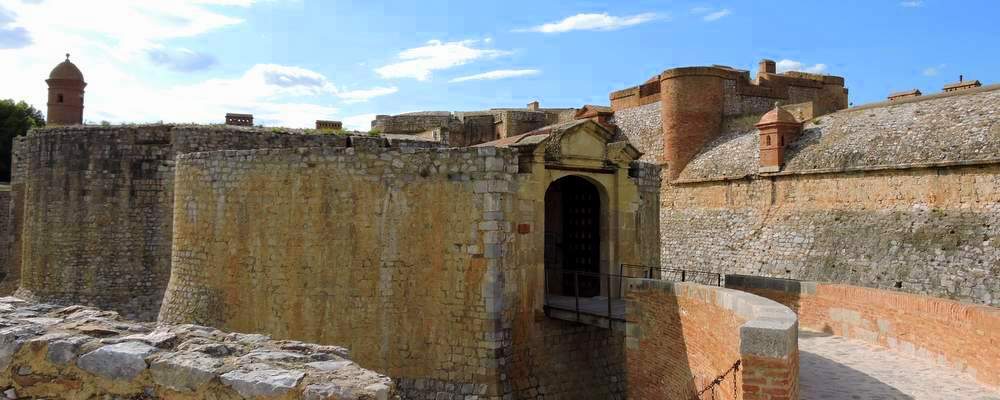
[159,120,663,399]
[160,145,514,399]
[7,125,401,321]
[0,297,393,399]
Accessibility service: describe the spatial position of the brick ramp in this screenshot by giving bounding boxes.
[799,330,1000,399]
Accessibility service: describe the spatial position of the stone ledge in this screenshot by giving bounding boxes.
[0,297,393,399]
[176,143,516,162]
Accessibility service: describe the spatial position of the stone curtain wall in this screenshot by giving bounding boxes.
[662,163,1000,305]
[9,125,357,321]
[624,280,799,400]
[372,113,458,134]
[11,126,175,322]
[610,101,662,164]
[0,297,392,399]
[726,274,1000,390]
[0,187,11,295]
[160,146,518,399]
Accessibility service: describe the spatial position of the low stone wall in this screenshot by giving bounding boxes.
[726,274,1000,390]
[0,296,392,399]
[624,280,798,400]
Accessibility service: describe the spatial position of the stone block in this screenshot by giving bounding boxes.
[219,368,305,398]
[77,341,157,380]
[149,352,222,392]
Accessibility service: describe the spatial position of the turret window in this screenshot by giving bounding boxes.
[765,136,771,146]
[57,94,64,103]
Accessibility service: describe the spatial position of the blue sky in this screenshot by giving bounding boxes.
[1,0,997,130]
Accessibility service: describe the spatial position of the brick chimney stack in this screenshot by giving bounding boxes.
[757,59,776,80]
[756,104,802,173]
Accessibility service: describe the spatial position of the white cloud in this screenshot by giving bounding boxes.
[900,1,923,7]
[775,59,828,74]
[342,113,376,131]
[702,9,731,21]
[516,12,661,33]
[450,69,540,83]
[922,64,945,76]
[335,86,398,103]
[0,0,388,128]
[85,63,342,127]
[691,7,732,21]
[375,39,510,81]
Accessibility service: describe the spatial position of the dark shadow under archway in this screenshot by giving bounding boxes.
[545,175,601,297]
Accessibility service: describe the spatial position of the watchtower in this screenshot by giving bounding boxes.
[46,54,86,126]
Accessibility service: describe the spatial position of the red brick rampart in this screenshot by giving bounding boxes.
[726,274,1000,390]
[624,280,799,399]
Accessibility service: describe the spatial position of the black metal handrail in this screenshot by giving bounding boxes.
[619,264,723,287]
[544,268,629,323]
[542,265,723,325]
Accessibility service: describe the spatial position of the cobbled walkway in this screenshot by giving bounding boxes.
[799,330,1000,400]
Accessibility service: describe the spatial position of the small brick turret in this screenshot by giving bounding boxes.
[756,105,802,173]
[46,54,86,126]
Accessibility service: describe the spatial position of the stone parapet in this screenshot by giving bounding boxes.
[0,296,392,399]
[726,274,1000,390]
[624,279,799,400]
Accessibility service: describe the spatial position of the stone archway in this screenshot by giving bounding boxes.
[544,175,602,297]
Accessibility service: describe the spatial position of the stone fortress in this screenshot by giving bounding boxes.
[0,55,994,399]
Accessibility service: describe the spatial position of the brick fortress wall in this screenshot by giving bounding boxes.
[609,62,847,174]
[726,274,1000,390]
[7,125,372,321]
[624,280,799,400]
[159,145,518,399]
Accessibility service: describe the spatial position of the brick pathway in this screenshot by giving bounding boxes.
[799,330,1000,400]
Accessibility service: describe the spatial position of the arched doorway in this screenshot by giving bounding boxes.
[544,175,601,297]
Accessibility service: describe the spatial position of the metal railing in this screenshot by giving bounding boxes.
[620,264,723,287]
[544,268,627,322]
[542,264,723,324]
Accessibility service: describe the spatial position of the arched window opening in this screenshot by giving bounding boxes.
[57,94,64,103]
